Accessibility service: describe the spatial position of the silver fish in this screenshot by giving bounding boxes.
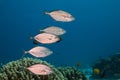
[24,46,53,58]
[34,33,61,44]
[45,10,75,22]
[40,26,66,35]
[27,64,53,75]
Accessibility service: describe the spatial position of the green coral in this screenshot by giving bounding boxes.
[0,57,66,80]
[58,66,87,80]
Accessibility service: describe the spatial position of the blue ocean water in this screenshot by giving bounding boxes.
[0,0,120,69]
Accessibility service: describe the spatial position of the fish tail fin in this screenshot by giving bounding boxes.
[40,30,44,33]
[24,50,28,54]
[44,12,49,15]
[40,30,43,32]
[30,36,33,40]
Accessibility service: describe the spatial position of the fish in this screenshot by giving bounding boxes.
[26,64,53,75]
[24,46,53,58]
[76,62,81,67]
[40,26,66,36]
[93,68,100,74]
[33,33,61,44]
[45,10,75,22]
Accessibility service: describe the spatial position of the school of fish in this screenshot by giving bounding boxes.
[21,10,75,76]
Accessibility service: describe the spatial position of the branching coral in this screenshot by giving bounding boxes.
[0,57,66,80]
[58,66,87,80]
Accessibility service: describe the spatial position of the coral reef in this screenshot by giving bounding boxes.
[58,66,87,80]
[91,53,120,79]
[0,57,66,80]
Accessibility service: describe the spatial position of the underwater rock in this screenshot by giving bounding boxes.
[0,57,66,80]
[58,66,87,80]
[91,53,120,79]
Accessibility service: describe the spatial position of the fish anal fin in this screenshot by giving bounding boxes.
[33,40,39,45]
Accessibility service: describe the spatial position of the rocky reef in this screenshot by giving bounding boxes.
[0,57,66,80]
[91,53,120,79]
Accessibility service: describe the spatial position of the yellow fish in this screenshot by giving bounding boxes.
[93,68,100,74]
